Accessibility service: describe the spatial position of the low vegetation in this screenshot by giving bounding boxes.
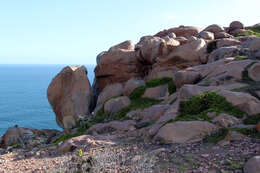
[176,91,244,122]
[54,78,172,144]
[235,26,260,37]
[203,128,229,144]
[234,56,248,61]
[230,128,260,139]
[243,114,260,125]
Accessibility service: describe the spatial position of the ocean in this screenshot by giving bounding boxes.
[0,64,95,136]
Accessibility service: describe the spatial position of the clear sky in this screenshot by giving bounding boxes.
[0,0,259,65]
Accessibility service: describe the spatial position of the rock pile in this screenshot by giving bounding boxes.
[1,20,260,172]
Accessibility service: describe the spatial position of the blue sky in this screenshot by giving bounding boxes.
[0,0,259,65]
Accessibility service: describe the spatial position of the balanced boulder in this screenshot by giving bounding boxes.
[47,66,92,130]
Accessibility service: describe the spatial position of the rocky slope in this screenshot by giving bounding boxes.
[1,21,260,173]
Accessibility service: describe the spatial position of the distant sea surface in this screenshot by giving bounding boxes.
[0,64,95,136]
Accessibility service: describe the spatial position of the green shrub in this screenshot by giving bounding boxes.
[230,128,260,139]
[54,132,83,145]
[178,92,244,121]
[129,77,176,100]
[234,56,248,61]
[235,26,260,37]
[243,114,260,125]
[203,128,229,144]
[146,78,172,88]
[110,98,161,120]
[169,98,177,105]
[129,86,146,100]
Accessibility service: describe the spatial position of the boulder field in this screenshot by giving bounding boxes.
[1,21,260,172]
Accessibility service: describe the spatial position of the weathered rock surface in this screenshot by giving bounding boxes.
[47,66,92,129]
[159,37,207,66]
[219,90,260,115]
[104,96,131,114]
[172,70,201,88]
[197,31,214,40]
[212,113,240,128]
[123,78,146,96]
[244,156,260,173]
[214,32,233,39]
[0,125,25,148]
[155,26,202,38]
[142,85,169,99]
[248,63,260,81]
[154,121,217,144]
[57,135,116,154]
[96,83,123,106]
[94,40,140,91]
[242,37,260,51]
[229,21,244,32]
[216,38,241,49]
[204,24,224,34]
[86,120,136,135]
[138,104,170,124]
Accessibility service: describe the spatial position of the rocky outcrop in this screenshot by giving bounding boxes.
[94,40,140,92]
[154,26,202,38]
[47,66,92,130]
[159,37,207,66]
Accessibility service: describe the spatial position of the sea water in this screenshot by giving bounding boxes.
[0,64,95,136]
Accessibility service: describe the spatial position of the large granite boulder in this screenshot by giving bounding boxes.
[229,21,244,32]
[204,24,225,34]
[155,26,202,38]
[159,37,207,67]
[154,121,217,144]
[94,40,140,91]
[47,66,92,130]
[197,31,214,40]
[135,36,179,64]
[0,125,25,148]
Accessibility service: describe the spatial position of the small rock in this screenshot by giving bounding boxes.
[244,156,260,173]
